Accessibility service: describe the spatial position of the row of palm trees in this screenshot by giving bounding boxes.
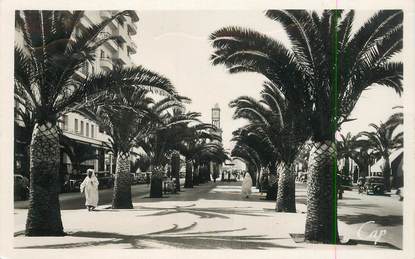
[337,108,403,191]
[15,10,227,236]
[209,9,403,243]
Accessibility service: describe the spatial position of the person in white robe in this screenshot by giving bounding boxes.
[80,169,99,211]
[241,172,253,198]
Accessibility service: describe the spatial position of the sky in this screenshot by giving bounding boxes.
[131,10,402,150]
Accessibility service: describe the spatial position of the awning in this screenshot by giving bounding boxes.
[62,132,111,149]
[370,150,403,172]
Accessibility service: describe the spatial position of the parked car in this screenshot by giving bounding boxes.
[95,171,114,189]
[67,174,85,192]
[14,174,29,200]
[364,176,385,195]
[136,172,148,184]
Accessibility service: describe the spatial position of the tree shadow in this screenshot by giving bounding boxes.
[337,203,380,209]
[17,222,298,249]
[136,204,271,219]
[337,214,403,226]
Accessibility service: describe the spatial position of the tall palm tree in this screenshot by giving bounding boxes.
[170,150,181,192]
[140,100,198,198]
[93,85,178,209]
[359,111,403,191]
[231,125,279,200]
[194,141,229,183]
[210,10,403,243]
[337,133,359,178]
[230,81,308,211]
[15,10,126,236]
[15,10,178,235]
[176,122,221,188]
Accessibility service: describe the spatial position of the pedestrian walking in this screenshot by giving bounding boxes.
[241,172,253,198]
[80,169,99,211]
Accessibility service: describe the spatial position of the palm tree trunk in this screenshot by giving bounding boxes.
[184,159,193,188]
[266,163,278,200]
[25,123,64,236]
[112,151,133,209]
[150,166,163,198]
[193,164,199,186]
[171,152,181,192]
[275,164,296,212]
[383,156,391,192]
[256,167,261,189]
[304,141,339,243]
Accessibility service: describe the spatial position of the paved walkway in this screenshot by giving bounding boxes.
[14,181,401,250]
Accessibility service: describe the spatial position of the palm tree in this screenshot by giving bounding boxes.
[15,10,127,236]
[337,133,360,179]
[15,10,178,235]
[93,85,178,209]
[173,119,222,188]
[170,150,181,192]
[14,101,36,178]
[231,126,279,200]
[231,142,262,187]
[140,100,197,198]
[359,111,403,191]
[194,142,229,183]
[210,10,403,243]
[230,81,308,211]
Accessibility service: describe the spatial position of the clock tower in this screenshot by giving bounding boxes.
[212,103,221,129]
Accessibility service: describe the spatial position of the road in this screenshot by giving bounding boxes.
[14,180,402,249]
[296,183,403,249]
[15,180,183,210]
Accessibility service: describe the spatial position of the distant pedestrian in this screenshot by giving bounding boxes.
[80,169,99,211]
[241,172,253,198]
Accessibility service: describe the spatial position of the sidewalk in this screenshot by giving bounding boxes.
[14,181,401,250]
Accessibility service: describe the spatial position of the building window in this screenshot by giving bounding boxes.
[75,118,79,133]
[99,126,104,133]
[86,123,89,137]
[100,49,105,58]
[80,121,84,135]
[61,115,68,131]
[91,125,95,138]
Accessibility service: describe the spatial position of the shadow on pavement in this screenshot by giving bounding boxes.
[17,222,298,250]
[136,204,271,219]
[337,214,403,226]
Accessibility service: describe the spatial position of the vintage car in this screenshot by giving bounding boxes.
[364,176,385,195]
[68,171,114,192]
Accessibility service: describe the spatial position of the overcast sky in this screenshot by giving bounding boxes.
[131,10,402,150]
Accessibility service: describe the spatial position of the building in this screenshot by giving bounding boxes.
[211,103,222,139]
[61,11,140,175]
[14,11,140,178]
[209,103,223,179]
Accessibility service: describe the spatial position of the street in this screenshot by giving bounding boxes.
[15,183,152,210]
[14,180,402,249]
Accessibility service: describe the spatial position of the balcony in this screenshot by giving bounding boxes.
[100,57,113,72]
[127,41,137,54]
[127,23,137,35]
[115,23,129,43]
[100,11,118,29]
[98,28,119,52]
[113,49,128,65]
